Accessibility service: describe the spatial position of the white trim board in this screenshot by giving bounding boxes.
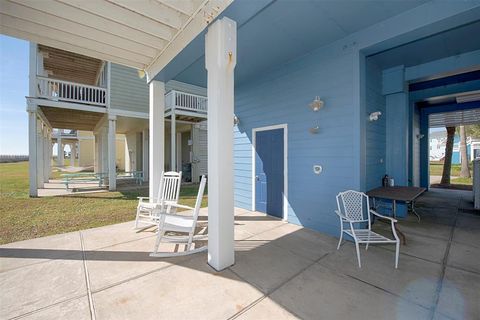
[251,124,288,221]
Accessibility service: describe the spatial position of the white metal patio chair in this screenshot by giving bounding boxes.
[135,171,182,229]
[335,190,400,268]
[150,175,207,257]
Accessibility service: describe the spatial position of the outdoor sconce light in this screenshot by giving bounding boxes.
[369,111,382,121]
[416,134,425,139]
[233,115,240,126]
[309,126,319,134]
[309,96,324,112]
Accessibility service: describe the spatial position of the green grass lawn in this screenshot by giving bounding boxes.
[0,162,207,245]
[429,162,473,185]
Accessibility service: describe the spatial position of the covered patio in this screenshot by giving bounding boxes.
[1,189,478,319]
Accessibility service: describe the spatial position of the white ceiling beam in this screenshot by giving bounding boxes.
[107,0,187,30]
[156,0,204,16]
[10,0,170,46]
[146,0,234,81]
[1,26,145,69]
[0,13,152,65]
[58,0,176,42]
[1,1,159,58]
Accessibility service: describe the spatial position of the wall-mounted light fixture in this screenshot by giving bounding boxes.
[309,96,324,112]
[309,126,319,134]
[369,111,382,122]
[233,115,240,126]
[416,134,425,139]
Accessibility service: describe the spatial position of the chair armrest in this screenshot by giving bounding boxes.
[167,203,194,211]
[334,210,347,219]
[370,209,397,223]
[137,197,149,202]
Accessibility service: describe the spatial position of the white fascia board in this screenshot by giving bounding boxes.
[145,0,234,82]
[27,98,108,114]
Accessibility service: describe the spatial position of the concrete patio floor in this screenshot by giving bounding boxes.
[1,188,478,319]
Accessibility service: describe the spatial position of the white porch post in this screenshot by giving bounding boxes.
[71,142,77,167]
[108,115,117,191]
[36,120,44,189]
[77,140,81,167]
[57,137,64,166]
[149,80,165,202]
[27,105,38,197]
[176,132,182,172]
[142,128,149,182]
[205,17,237,271]
[43,128,50,182]
[171,113,176,171]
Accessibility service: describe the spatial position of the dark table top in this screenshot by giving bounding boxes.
[366,186,426,202]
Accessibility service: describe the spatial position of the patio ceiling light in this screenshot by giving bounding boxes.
[309,96,324,112]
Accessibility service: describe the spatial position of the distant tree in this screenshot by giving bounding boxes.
[441,126,456,184]
[459,125,471,178]
[465,124,480,139]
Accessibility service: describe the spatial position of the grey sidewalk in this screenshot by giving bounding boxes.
[1,189,478,320]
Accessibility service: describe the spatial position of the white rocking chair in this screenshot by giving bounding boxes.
[150,175,207,258]
[335,190,400,268]
[135,171,182,229]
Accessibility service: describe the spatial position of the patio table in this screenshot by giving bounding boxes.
[366,186,426,244]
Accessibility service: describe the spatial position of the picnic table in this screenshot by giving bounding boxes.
[116,171,144,185]
[366,186,426,244]
[61,172,107,190]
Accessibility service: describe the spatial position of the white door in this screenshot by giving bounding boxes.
[192,122,208,183]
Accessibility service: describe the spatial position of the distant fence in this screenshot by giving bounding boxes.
[0,155,29,163]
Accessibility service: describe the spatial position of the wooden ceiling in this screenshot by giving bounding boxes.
[0,0,232,80]
[39,45,102,85]
[40,106,104,131]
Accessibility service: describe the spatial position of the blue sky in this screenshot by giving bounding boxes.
[0,35,29,155]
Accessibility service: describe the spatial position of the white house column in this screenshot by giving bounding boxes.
[71,142,77,167]
[43,128,50,182]
[108,115,117,191]
[142,128,149,182]
[205,17,237,271]
[57,137,64,166]
[171,113,176,171]
[77,140,81,167]
[176,132,182,171]
[36,120,44,189]
[27,105,38,197]
[149,80,165,201]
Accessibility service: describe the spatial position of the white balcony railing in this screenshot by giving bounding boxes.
[36,76,107,107]
[165,90,207,115]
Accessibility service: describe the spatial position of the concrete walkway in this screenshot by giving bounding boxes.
[1,189,478,319]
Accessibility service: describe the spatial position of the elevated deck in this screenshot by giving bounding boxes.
[165,90,207,122]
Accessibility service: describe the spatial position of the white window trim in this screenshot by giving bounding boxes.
[251,124,288,221]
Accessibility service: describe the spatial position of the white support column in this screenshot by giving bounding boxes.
[71,142,77,167]
[177,132,182,172]
[108,115,117,191]
[77,140,81,167]
[43,128,50,182]
[142,128,149,182]
[57,138,64,166]
[205,17,237,271]
[149,81,165,201]
[36,120,44,189]
[27,105,38,197]
[171,113,176,171]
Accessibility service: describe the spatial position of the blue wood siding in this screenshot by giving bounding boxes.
[233,46,361,237]
[365,60,386,190]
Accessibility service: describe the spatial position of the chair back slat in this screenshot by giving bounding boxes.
[156,171,182,203]
[337,190,369,222]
